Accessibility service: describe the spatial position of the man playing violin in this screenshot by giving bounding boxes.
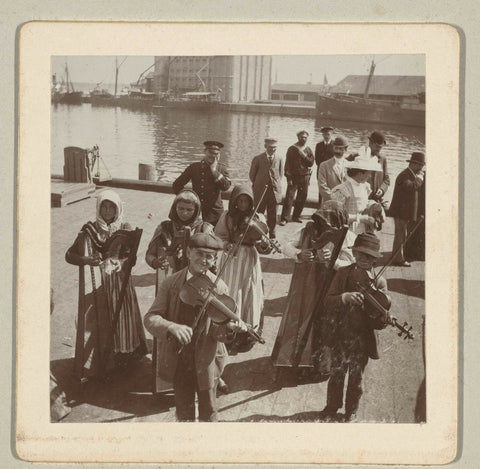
[144,232,247,422]
[322,232,392,422]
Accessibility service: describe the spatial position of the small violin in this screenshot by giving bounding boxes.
[179,273,265,344]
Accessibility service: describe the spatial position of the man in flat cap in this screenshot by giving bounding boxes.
[144,232,247,422]
[249,137,284,239]
[388,151,425,267]
[173,141,231,226]
[317,135,349,203]
[280,130,315,225]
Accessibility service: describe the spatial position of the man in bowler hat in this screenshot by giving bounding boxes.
[249,137,284,238]
[388,151,426,267]
[173,141,231,226]
[315,126,335,204]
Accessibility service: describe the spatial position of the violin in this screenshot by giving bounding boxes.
[237,216,282,254]
[354,269,414,341]
[179,273,265,344]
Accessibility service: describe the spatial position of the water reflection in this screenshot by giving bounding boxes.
[52,104,425,201]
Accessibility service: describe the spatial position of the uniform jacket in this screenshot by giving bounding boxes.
[318,157,347,202]
[249,151,284,204]
[387,167,424,221]
[144,268,231,390]
[324,264,389,359]
[172,161,231,224]
[315,140,334,168]
[284,144,315,178]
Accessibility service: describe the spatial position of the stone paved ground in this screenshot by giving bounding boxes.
[51,186,425,423]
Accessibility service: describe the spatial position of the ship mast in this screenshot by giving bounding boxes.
[363,59,376,99]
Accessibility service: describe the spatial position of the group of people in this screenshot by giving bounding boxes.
[64,131,425,423]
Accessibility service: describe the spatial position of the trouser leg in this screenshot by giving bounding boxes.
[173,359,196,422]
[266,189,277,237]
[292,175,311,219]
[345,354,368,416]
[326,352,348,410]
[198,387,218,422]
[392,218,408,263]
[281,183,297,221]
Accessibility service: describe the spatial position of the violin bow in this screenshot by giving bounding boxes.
[371,215,425,286]
[189,185,269,334]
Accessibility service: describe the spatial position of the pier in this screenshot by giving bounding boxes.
[50,183,425,423]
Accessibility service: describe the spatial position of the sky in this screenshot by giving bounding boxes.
[51,54,425,87]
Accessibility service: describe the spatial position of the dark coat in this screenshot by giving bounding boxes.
[172,161,231,225]
[368,154,390,197]
[324,264,389,360]
[315,140,335,167]
[388,167,424,221]
[284,144,315,178]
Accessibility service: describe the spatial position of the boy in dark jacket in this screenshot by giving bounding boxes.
[321,232,391,422]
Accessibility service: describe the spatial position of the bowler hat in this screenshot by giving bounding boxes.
[368,131,386,146]
[188,232,224,251]
[204,140,224,150]
[333,135,348,147]
[320,126,334,132]
[351,232,382,258]
[407,152,425,165]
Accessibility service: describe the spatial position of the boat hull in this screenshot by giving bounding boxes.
[316,95,425,128]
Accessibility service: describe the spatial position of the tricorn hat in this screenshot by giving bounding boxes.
[203,140,224,150]
[188,232,224,251]
[407,151,425,166]
[368,131,386,146]
[333,135,348,147]
[350,232,382,258]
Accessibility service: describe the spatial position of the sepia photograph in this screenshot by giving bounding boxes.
[17,22,458,464]
[50,53,426,425]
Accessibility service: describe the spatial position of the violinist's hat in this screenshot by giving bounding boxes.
[351,232,382,258]
[188,232,224,251]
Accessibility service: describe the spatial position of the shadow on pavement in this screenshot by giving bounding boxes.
[132,272,156,288]
[260,257,294,275]
[387,278,425,299]
[235,410,340,422]
[50,356,174,421]
[223,356,277,393]
[263,295,287,317]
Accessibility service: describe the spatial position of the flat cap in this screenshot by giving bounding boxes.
[203,140,224,150]
[188,232,224,251]
[368,131,386,146]
[320,126,334,132]
[264,137,278,145]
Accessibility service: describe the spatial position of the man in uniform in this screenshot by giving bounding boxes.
[280,130,315,225]
[249,137,284,239]
[173,141,231,226]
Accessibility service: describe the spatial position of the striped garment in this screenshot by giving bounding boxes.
[218,245,264,329]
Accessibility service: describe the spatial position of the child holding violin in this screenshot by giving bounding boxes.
[214,184,268,352]
[321,232,392,422]
[144,232,247,422]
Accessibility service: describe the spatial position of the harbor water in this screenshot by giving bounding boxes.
[51,103,425,201]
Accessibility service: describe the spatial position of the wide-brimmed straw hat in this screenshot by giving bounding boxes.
[345,155,382,172]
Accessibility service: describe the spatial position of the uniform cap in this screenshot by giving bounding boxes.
[203,140,224,150]
[320,126,334,132]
